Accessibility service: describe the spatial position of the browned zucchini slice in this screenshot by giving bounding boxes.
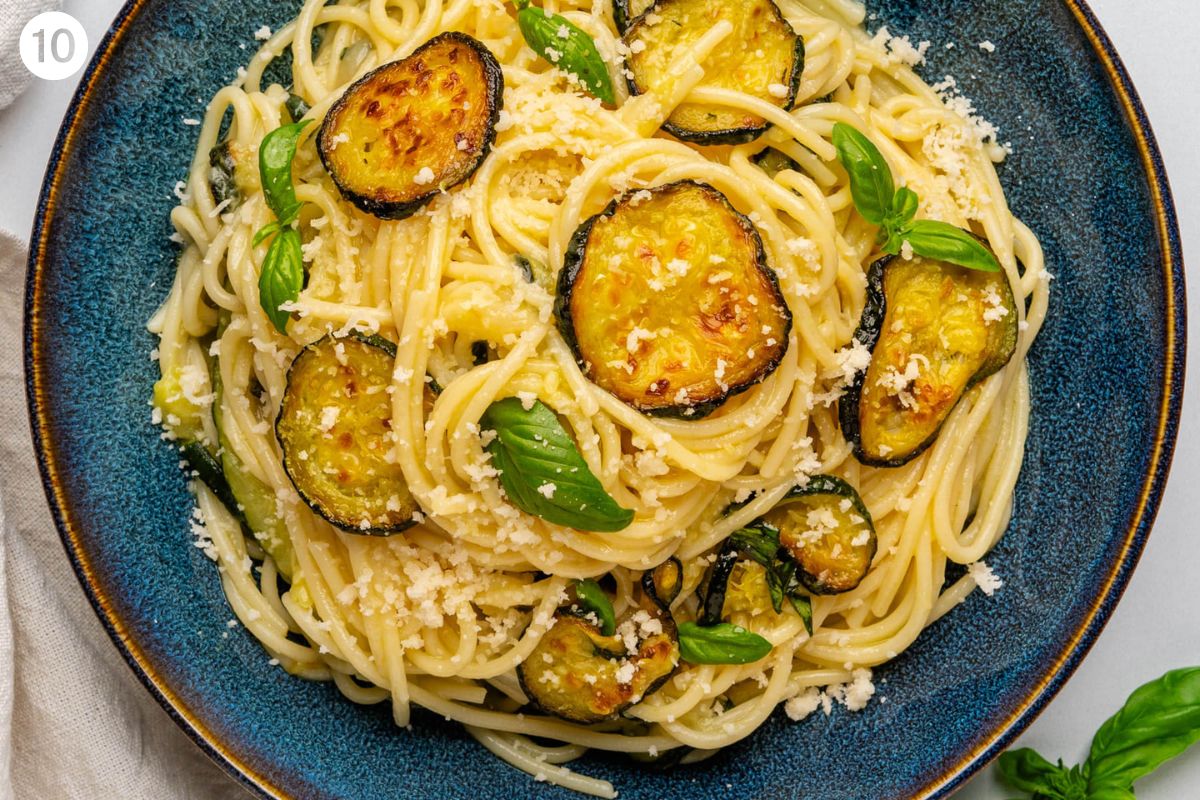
[624,0,804,144]
[555,181,792,417]
[761,476,876,595]
[519,564,680,723]
[276,334,418,534]
[840,251,1019,467]
[317,32,503,220]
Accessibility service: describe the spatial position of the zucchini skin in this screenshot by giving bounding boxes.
[623,0,805,145]
[643,556,683,610]
[554,180,792,419]
[839,248,1019,468]
[612,0,654,32]
[181,440,242,520]
[317,32,503,220]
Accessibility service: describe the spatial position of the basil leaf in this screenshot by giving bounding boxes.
[258,227,304,334]
[788,593,813,635]
[481,398,634,532]
[677,622,772,665]
[516,5,615,104]
[572,578,616,635]
[729,527,780,568]
[899,219,1001,272]
[879,227,905,256]
[764,560,787,614]
[832,122,895,226]
[252,221,280,248]
[258,119,311,224]
[890,186,919,227]
[996,749,1077,798]
[1086,667,1200,792]
[1086,788,1136,800]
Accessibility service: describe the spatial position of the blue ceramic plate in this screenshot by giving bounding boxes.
[25,1,1184,798]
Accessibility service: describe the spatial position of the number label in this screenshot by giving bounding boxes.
[20,12,88,81]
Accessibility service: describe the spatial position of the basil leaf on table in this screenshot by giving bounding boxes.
[898,219,1001,272]
[258,228,305,335]
[572,578,616,635]
[997,667,1200,799]
[996,749,1084,799]
[514,1,615,104]
[481,397,634,532]
[678,622,772,665]
[1086,667,1200,792]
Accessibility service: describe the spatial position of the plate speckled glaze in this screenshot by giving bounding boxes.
[24,1,1185,798]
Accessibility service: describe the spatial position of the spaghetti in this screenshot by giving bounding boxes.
[149,0,1050,795]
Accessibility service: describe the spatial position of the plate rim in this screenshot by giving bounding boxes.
[22,1,1187,798]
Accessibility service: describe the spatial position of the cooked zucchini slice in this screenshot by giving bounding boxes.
[216,406,297,580]
[208,141,259,207]
[285,92,311,123]
[556,181,791,417]
[752,147,802,180]
[643,557,683,610]
[515,253,556,294]
[276,334,418,534]
[718,559,775,620]
[519,563,681,723]
[624,0,804,144]
[317,32,503,220]
[840,250,1019,467]
[760,476,876,595]
[612,0,654,32]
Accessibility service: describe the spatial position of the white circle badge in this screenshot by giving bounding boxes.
[20,12,88,81]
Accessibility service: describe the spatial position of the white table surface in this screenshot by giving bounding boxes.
[2,1,1198,798]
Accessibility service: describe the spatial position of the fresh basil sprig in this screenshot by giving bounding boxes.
[254,120,312,334]
[571,578,616,635]
[678,621,772,665]
[513,0,614,104]
[999,667,1200,798]
[480,397,634,531]
[831,122,1000,273]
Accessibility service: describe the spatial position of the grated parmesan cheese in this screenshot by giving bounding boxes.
[968,560,1004,596]
[870,26,931,66]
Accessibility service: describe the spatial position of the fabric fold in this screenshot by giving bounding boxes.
[0,230,247,799]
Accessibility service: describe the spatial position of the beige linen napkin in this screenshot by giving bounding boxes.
[0,231,249,799]
[0,0,60,109]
